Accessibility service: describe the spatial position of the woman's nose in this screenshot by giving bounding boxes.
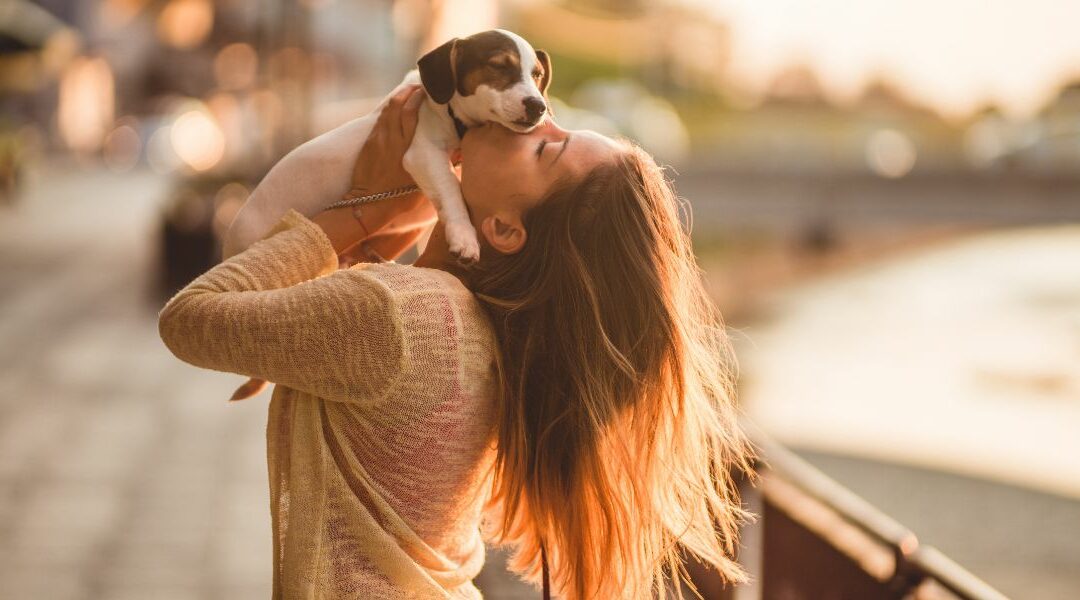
[536,117,566,137]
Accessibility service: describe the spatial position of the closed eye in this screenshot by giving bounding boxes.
[535,140,547,158]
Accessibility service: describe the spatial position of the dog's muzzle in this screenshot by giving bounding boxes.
[513,96,547,128]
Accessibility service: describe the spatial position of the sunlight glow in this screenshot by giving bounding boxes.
[171,110,225,172]
[700,0,1080,118]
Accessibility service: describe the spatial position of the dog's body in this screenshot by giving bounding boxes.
[222,29,552,400]
[223,29,551,263]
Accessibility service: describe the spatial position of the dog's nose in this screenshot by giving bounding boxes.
[523,97,547,123]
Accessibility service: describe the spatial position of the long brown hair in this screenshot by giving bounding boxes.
[467,141,757,599]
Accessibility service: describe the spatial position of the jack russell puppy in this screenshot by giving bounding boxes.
[222,29,553,401]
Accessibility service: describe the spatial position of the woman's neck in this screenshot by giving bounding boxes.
[413,222,472,288]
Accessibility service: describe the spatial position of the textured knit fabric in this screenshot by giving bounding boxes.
[158,209,501,599]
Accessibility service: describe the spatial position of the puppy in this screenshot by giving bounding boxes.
[222,29,553,401]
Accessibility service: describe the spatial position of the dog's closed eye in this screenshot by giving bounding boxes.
[487,54,516,70]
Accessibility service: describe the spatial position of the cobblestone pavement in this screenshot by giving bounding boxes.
[0,164,542,600]
[0,165,274,599]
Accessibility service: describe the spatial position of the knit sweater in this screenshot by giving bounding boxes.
[158,209,501,599]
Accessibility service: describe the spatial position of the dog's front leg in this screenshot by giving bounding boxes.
[403,140,480,265]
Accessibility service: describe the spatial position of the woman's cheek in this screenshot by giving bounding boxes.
[462,174,497,214]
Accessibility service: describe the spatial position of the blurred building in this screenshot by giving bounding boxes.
[683,68,968,175]
[510,1,732,97]
[1021,80,1080,172]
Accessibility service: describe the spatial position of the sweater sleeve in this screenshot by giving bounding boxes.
[158,208,405,403]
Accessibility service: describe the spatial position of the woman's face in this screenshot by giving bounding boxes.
[458,118,622,237]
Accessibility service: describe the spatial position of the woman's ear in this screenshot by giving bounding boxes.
[480,213,527,255]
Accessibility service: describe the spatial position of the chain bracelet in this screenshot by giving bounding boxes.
[323,184,420,211]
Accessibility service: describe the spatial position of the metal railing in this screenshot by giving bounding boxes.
[684,427,1011,600]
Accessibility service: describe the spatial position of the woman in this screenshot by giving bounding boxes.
[159,85,757,600]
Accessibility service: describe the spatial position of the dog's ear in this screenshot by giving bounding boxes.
[418,38,459,104]
[535,49,553,96]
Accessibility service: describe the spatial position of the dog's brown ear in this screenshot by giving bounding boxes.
[418,38,458,104]
[535,49,553,96]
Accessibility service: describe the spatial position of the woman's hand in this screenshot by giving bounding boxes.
[350,85,424,196]
[311,84,437,258]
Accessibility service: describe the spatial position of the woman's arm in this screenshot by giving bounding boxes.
[158,209,406,403]
[223,85,435,263]
[309,85,435,260]
[158,86,435,403]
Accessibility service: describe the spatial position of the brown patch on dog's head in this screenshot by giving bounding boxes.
[455,30,523,96]
[418,30,526,102]
[418,30,554,130]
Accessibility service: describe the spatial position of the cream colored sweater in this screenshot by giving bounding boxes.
[159,209,501,599]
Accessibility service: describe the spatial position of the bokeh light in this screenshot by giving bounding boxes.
[205,92,242,164]
[963,118,1009,168]
[268,47,312,81]
[100,0,149,29]
[102,119,142,172]
[170,109,226,172]
[58,56,115,153]
[213,43,258,90]
[865,128,917,177]
[147,124,178,173]
[212,182,250,239]
[156,0,213,50]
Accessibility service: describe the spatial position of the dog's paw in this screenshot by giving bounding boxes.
[445,221,481,266]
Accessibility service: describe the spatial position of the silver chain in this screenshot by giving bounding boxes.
[323,184,420,211]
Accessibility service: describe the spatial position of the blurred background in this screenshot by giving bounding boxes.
[1,0,1078,598]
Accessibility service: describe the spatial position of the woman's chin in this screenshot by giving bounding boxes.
[506,120,540,133]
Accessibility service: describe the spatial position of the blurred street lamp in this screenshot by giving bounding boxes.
[58,57,115,153]
[156,0,214,50]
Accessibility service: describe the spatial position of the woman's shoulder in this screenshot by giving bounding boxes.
[349,261,465,295]
[348,262,494,335]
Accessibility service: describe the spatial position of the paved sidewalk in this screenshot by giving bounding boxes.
[0,165,274,599]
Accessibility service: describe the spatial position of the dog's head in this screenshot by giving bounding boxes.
[418,29,553,133]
